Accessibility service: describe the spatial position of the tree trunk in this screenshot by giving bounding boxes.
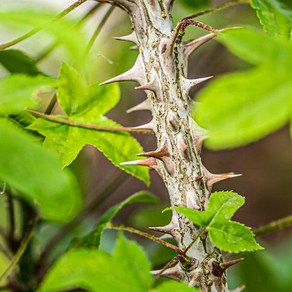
[101,0,233,290]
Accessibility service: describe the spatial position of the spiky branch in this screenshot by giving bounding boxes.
[99,1,239,290]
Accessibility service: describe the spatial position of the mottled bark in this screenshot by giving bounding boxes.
[100,0,238,290]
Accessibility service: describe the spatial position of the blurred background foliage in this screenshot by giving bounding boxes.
[0,0,291,291]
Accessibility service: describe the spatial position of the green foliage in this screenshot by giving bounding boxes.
[170,192,263,253]
[0,49,40,75]
[178,0,211,10]
[39,234,152,292]
[0,8,87,66]
[74,191,158,249]
[194,28,292,149]
[0,120,81,223]
[0,74,55,115]
[251,0,292,40]
[29,63,150,185]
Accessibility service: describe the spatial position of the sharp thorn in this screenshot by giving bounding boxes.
[100,55,145,85]
[220,258,244,271]
[137,141,169,159]
[126,98,151,114]
[184,33,216,57]
[182,76,213,94]
[135,75,160,92]
[120,158,157,168]
[114,31,138,44]
[132,119,155,131]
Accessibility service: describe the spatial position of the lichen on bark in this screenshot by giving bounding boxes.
[99,0,239,291]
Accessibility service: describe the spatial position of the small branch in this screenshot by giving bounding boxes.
[184,0,250,20]
[254,215,292,237]
[107,223,184,255]
[0,0,88,51]
[183,227,207,256]
[28,110,153,134]
[0,217,37,283]
[86,5,115,53]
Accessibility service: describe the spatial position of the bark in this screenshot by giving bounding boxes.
[100,0,237,290]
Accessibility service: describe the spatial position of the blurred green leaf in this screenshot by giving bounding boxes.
[172,192,262,253]
[39,234,151,292]
[29,63,150,185]
[154,280,198,291]
[0,251,9,286]
[0,119,82,223]
[74,191,158,249]
[0,74,55,116]
[178,0,211,10]
[251,0,292,39]
[0,9,87,66]
[0,50,40,75]
[194,28,292,149]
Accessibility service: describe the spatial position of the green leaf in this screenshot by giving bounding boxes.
[0,9,87,66]
[74,191,158,249]
[29,63,150,185]
[0,50,40,75]
[195,29,292,150]
[251,0,292,40]
[0,74,56,116]
[0,119,82,223]
[39,234,151,292]
[172,192,262,253]
[209,221,262,253]
[154,280,198,291]
[173,191,245,227]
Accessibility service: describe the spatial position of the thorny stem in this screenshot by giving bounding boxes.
[0,0,88,51]
[254,214,292,236]
[28,110,153,134]
[107,223,184,255]
[0,217,38,283]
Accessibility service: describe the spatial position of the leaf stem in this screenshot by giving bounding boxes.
[183,227,207,255]
[27,110,153,134]
[254,214,292,236]
[184,0,250,20]
[0,0,88,51]
[0,217,37,283]
[107,223,184,255]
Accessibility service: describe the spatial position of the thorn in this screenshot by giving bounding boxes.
[151,265,183,281]
[130,45,139,50]
[99,55,145,85]
[114,31,138,44]
[132,119,155,131]
[184,33,216,57]
[126,98,151,114]
[120,158,157,168]
[135,74,160,92]
[181,76,213,94]
[202,166,242,190]
[137,141,169,159]
[190,119,208,153]
[220,258,244,271]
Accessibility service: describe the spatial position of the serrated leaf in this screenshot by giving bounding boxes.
[39,234,151,292]
[74,191,158,249]
[29,63,150,185]
[209,221,263,253]
[0,50,40,75]
[173,192,262,253]
[171,192,245,227]
[154,280,198,291]
[251,0,292,40]
[0,119,81,223]
[0,9,87,66]
[0,74,56,116]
